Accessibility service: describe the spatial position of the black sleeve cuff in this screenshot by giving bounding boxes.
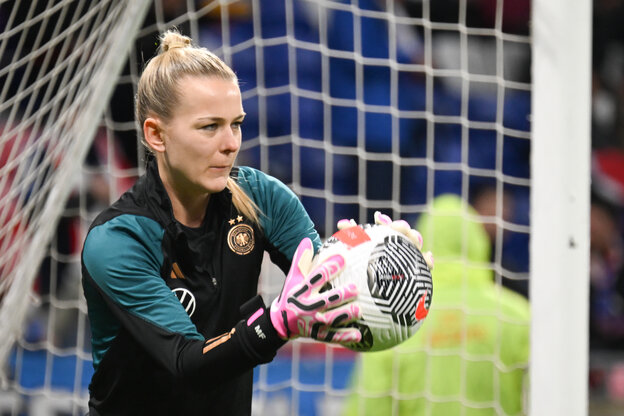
[235,295,286,364]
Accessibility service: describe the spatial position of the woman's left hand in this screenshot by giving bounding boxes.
[337,211,434,270]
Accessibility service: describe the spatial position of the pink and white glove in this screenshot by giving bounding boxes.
[337,211,434,269]
[270,238,362,344]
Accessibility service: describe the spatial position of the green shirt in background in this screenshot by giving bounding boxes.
[343,194,530,416]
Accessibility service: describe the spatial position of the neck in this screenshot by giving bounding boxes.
[158,165,210,228]
[169,192,210,228]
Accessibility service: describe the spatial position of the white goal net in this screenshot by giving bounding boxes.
[0,0,590,415]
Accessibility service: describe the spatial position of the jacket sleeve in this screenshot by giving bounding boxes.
[82,214,284,386]
[236,166,322,272]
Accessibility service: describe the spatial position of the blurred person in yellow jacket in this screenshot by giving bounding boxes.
[343,193,530,416]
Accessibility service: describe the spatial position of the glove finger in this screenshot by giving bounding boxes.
[277,238,314,304]
[407,229,424,251]
[286,254,345,311]
[288,279,356,315]
[374,211,392,226]
[311,324,362,344]
[331,327,362,344]
[315,282,358,309]
[390,219,411,235]
[305,253,345,290]
[423,250,434,270]
[337,218,357,230]
[292,237,315,276]
[314,301,360,327]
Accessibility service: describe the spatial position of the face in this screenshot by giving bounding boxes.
[156,75,244,197]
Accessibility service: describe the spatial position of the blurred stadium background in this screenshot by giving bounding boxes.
[0,0,614,414]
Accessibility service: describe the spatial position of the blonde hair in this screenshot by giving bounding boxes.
[136,29,261,225]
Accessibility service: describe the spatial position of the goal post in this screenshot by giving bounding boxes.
[530,0,592,413]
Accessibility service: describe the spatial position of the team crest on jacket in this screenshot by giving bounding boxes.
[227,220,254,255]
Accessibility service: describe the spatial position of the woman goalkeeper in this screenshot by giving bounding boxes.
[82,28,428,415]
[80,29,366,416]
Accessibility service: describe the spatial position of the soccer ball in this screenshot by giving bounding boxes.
[316,224,433,352]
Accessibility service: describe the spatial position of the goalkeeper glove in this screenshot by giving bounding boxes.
[337,211,434,270]
[269,238,362,344]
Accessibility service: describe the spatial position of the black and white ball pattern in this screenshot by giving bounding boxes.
[316,224,433,352]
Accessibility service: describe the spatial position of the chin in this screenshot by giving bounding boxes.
[203,178,229,194]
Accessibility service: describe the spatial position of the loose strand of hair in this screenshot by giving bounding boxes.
[227,177,262,227]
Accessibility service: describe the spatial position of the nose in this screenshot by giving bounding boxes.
[221,127,241,154]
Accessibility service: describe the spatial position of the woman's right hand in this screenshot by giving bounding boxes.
[269,238,361,344]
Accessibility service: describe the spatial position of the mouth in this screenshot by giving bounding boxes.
[209,165,231,172]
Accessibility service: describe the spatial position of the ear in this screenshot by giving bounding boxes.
[143,117,166,153]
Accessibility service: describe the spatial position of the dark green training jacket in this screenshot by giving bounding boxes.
[81,159,320,415]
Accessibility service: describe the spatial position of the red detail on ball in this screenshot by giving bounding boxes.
[333,226,371,248]
[415,290,429,320]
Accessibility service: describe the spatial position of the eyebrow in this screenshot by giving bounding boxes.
[196,113,246,123]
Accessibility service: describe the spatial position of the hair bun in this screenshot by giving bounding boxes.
[160,30,191,52]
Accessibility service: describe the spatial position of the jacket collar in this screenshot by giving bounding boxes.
[143,157,233,231]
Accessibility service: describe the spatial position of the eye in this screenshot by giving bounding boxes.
[201,123,218,131]
[232,121,243,130]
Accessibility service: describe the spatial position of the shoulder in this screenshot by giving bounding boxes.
[233,166,321,259]
[83,214,165,277]
[85,214,164,247]
[232,166,304,229]
[234,166,295,196]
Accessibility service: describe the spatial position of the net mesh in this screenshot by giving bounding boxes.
[0,1,532,415]
[0,0,151,413]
